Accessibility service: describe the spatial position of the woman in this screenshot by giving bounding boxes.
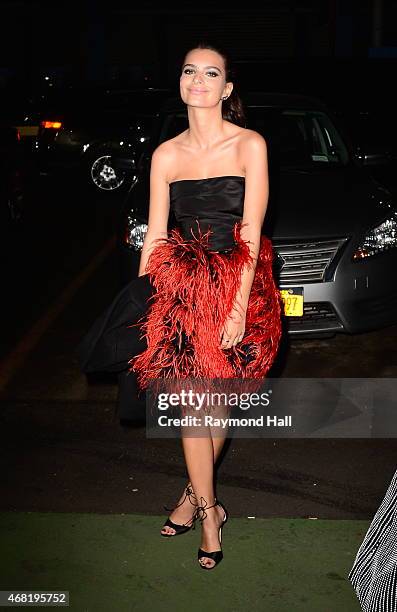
[77,41,282,570]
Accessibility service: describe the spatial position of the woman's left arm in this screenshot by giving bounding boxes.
[219,131,269,349]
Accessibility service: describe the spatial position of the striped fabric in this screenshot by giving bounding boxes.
[348,468,397,611]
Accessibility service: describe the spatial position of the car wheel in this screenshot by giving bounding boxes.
[87,151,128,193]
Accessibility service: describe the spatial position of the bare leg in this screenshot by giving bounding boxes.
[181,428,227,569]
[160,434,227,535]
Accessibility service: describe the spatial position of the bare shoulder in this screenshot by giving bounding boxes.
[237,128,268,173]
[154,128,189,155]
[239,128,267,151]
[150,139,179,182]
[151,138,178,163]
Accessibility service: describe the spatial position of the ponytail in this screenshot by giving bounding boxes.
[222,86,246,127]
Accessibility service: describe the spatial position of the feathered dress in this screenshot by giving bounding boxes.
[77,175,283,408]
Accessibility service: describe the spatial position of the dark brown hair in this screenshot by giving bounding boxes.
[181,41,246,127]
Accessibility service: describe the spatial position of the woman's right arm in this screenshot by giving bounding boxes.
[138,143,172,277]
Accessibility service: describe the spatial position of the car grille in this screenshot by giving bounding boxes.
[273,238,348,285]
[285,302,344,333]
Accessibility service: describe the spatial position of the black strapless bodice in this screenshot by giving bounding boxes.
[169,175,245,251]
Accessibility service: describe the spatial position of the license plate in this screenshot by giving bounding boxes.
[280,287,304,316]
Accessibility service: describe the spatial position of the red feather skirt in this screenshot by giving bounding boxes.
[128,221,283,396]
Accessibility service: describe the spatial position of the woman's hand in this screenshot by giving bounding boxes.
[219,304,247,349]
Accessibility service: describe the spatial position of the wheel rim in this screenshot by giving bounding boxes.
[90,155,125,191]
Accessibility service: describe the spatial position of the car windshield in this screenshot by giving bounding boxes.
[159,107,350,168]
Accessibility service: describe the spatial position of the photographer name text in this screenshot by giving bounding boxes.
[157,415,292,428]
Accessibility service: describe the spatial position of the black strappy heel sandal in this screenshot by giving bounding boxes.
[160,484,198,537]
[194,497,228,570]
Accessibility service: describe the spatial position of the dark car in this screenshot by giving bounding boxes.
[33,87,173,193]
[117,92,397,339]
[332,106,397,198]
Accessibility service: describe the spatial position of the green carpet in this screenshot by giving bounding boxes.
[0,513,366,611]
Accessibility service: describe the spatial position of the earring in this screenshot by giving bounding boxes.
[221,96,228,101]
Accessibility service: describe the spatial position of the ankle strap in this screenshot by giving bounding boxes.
[163,484,197,512]
[185,485,196,501]
[192,497,218,523]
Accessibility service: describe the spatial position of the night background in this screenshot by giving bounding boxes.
[1,1,397,610]
[2,0,397,98]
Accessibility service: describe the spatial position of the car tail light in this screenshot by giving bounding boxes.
[40,121,62,129]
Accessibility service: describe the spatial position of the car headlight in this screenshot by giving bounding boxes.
[124,215,148,251]
[353,210,397,260]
